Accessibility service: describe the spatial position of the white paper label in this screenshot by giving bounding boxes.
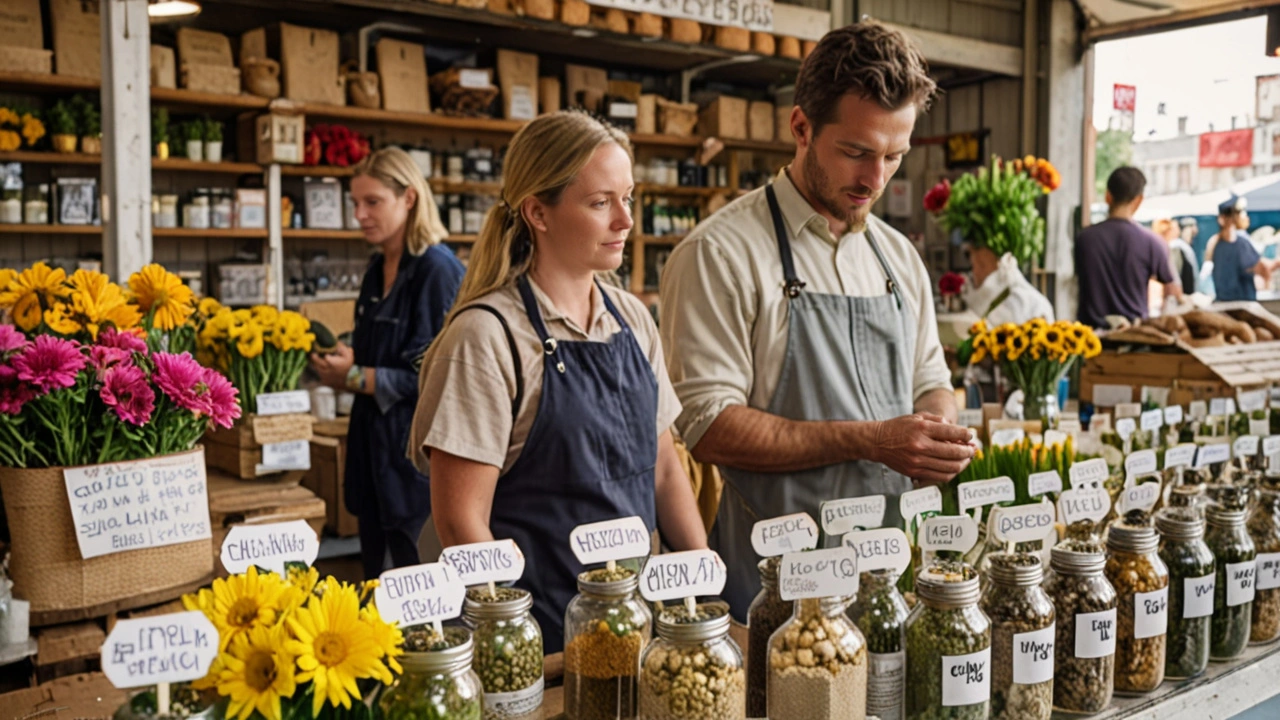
[778,546,860,601]
[1135,587,1169,640]
[1124,450,1158,481]
[507,86,536,121]
[1142,386,1172,406]
[1118,482,1161,514]
[1058,486,1112,525]
[1028,471,1063,498]
[1116,417,1137,440]
[820,495,887,535]
[101,612,218,689]
[1165,444,1198,470]
[259,439,311,472]
[1184,574,1216,618]
[991,428,1025,447]
[900,486,943,528]
[640,550,726,602]
[843,528,911,574]
[1266,436,1280,457]
[958,409,984,428]
[1116,402,1143,419]
[752,513,819,557]
[1190,400,1208,420]
[1094,384,1134,406]
[375,562,467,626]
[919,515,979,553]
[958,477,1016,513]
[868,652,905,719]
[485,678,543,715]
[941,648,991,707]
[220,519,318,575]
[569,516,650,565]
[459,69,490,89]
[1256,553,1280,591]
[1235,435,1260,458]
[1012,624,1055,685]
[1197,443,1231,468]
[1074,608,1117,659]
[1227,560,1257,607]
[1238,388,1269,412]
[1042,430,1068,448]
[1069,458,1110,489]
[1252,419,1272,438]
[1060,418,1083,435]
[990,503,1056,544]
[255,389,310,416]
[1210,398,1230,416]
[440,539,525,586]
[1140,409,1164,432]
[63,449,211,560]
[1165,405,1184,425]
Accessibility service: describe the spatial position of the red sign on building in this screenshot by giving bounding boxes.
[1199,129,1254,168]
[1113,84,1136,112]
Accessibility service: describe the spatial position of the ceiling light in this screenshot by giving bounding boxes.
[148,0,202,20]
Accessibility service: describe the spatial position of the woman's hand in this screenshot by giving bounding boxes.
[310,343,354,389]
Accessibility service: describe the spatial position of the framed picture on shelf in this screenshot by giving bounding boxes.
[56,178,98,226]
[304,178,344,230]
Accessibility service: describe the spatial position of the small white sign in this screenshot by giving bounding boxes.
[1190,400,1208,420]
[1058,486,1112,525]
[752,513,819,557]
[1256,553,1280,591]
[1118,482,1161,514]
[259,439,311,472]
[941,648,991,707]
[440,539,525,586]
[1074,608,1117,659]
[1116,417,1137,441]
[1234,435,1260,458]
[459,69,491,89]
[778,546,860,601]
[1124,450,1158,481]
[843,528,911,574]
[639,550,726,602]
[1196,443,1231,468]
[101,612,218,689]
[1060,418,1084,435]
[1069,458,1110,489]
[1252,419,1272,438]
[1093,384,1134,407]
[1226,560,1257,607]
[1164,405,1184,425]
[1210,398,1230,416]
[919,515,979,554]
[255,389,311,416]
[1238,388,1269,413]
[990,428,1026,448]
[990,503,1056,543]
[1266,436,1280,457]
[508,86,536,121]
[820,495,887,535]
[958,409,985,428]
[375,562,467,626]
[1116,402,1143,419]
[1142,386,1172,406]
[1135,587,1168,640]
[958,477,1016,513]
[1013,625,1055,685]
[900,486,943,528]
[1140,409,1164,432]
[1028,470,1064,498]
[1165,444,1198,470]
[220,519,319,575]
[569,516,651,566]
[1184,574,1216,618]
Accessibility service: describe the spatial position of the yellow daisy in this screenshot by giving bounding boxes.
[217,623,298,720]
[198,296,224,318]
[0,261,67,331]
[234,322,265,359]
[287,577,393,716]
[43,302,83,336]
[197,566,292,651]
[129,263,195,331]
[67,269,141,338]
[0,268,16,292]
[360,603,404,675]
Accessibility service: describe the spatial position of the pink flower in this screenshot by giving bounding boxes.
[97,326,148,354]
[202,368,241,429]
[12,336,86,392]
[0,325,28,356]
[90,345,133,378]
[99,364,155,426]
[0,365,34,415]
[152,352,212,415]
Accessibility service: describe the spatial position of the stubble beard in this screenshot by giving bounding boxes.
[802,150,878,235]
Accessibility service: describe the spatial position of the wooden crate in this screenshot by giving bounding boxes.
[1079,347,1269,409]
[302,419,359,538]
[0,672,125,720]
[203,412,314,479]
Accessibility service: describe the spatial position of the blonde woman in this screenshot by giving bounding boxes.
[408,112,706,651]
[310,147,465,579]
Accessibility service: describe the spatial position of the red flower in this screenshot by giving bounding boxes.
[939,272,965,296]
[923,179,951,213]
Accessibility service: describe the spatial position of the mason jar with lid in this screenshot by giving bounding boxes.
[112,685,218,720]
[1043,541,1116,714]
[1206,502,1256,660]
[746,557,790,718]
[1105,517,1169,693]
[1248,482,1280,644]
[564,567,651,720]
[638,602,744,720]
[979,552,1054,720]
[904,561,991,720]
[379,626,484,720]
[1156,508,1216,679]
[156,195,179,228]
[849,568,908,720]
[462,587,544,719]
[768,594,867,720]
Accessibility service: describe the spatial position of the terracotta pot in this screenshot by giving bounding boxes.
[51,134,77,153]
[242,57,281,99]
[79,136,102,155]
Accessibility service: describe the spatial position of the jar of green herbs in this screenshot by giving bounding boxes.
[1156,508,1215,679]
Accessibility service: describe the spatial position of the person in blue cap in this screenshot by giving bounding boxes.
[1210,196,1278,301]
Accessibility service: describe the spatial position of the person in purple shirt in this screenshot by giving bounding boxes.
[1074,167,1182,328]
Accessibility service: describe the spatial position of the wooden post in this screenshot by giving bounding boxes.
[268,163,284,309]
[100,0,152,280]
[1044,0,1086,322]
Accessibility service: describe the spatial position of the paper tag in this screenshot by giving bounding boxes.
[1142,386,1172,406]
[1118,482,1161,514]
[1190,400,1208,420]
[1210,398,1229,416]
[900,486,943,528]
[1235,435,1260,458]
[1116,417,1137,441]
[1266,436,1280,457]
[1135,587,1169,640]
[1069,458,1109,489]
[220,519,319,575]
[440,539,525,586]
[1165,405,1184,425]
[1227,560,1257,607]
[1196,443,1231,468]
[63,449,211,560]
[1116,402,1143,419]
[1165,444,1198,470]
[820,495,887,535]
[778,546,860,601]
[1043,430,1069,447]
[459,69,491,89]
[1093,384,1134,406]
[485,681,543,716]
[1140,409,1164,432]
[639,550,726,602]
[941,648,991,707]
[843,528,911,574]
[919,515,979,553]
[958,409,984,428]
[101,612,218,689]
[1124,450,1158,481]
[1238,388,1269,412]
[376,562,467,626]
[255,389,310,416]
[508,86,536,121]
[1060,418,1083,435]
[1184,574,1216,618]
[1058,486,1112,525]
[752,513,819,557]
[259,439,310,472]
[1074,608,1117,658]
[569,516,650,565]
[1256,553,1280,591]
[990,428,1025,448]
[1252,419,1272,437]
[958,477,1016,513]
[989,503,1056,543]
[1028,470,1063,498]
[1013,624,1055,685]
[868,652,905,717]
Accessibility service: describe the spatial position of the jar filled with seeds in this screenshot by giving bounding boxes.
[1043,541,1117,715]
[564,567,652,720]
[1105,515,1169,694]
[747,557,791,718]
[1206,502,1256,660]
[1248,483,1280,644]
[979,552,1054,720]
[380,626,484,720]
[1155,508,1215,679]
[904,561,991,720]
[462,587,544,719]
[769,594,867,720]
[849,569,909,720]
[638,602,745,720]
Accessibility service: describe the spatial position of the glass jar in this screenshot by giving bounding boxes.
[1205,502,1256,660]
[112,685,218,720]
[184,193,210,229]
[746,557,791,718]
[1043,541,1117,715]
[849,569,908,720]
[904,561,991,720]
[1024,394,1059,428]
[979,553,1054,720]
[1248,484,1280,644]
[768,595,867,720]
[156,194,179,228]
[638,602,745,720]
[1105,518,1169,693]
[564,567,651,720]
[380,626,484,720]
[1155,508,1216,679]
[462,587,544,719]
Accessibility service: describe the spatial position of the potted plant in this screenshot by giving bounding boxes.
[74,95,102,155]
[184,120,203,162]
[202,116,222,162]
[152,107,170,160]
[47,101,77,153]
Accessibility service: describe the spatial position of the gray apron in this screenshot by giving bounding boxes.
[713,184,918,620]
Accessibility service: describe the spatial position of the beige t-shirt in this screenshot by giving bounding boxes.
[409,277,681,474]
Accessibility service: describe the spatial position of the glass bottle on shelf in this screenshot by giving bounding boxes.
[1105,517,1169,694]
[767,594,867,720]
[379,626,484,720]
[1206,500,1256,660]
[849,568,909,720]
[1156,507,1215,679]
[904,561,990,720]
[461,586,544,719]
[638,602,745,720]
[564,567,651,720]
[1248,480,1280,644]
[979,552,1054,720]
[1043,540,1116,714]
[746,557,789,719]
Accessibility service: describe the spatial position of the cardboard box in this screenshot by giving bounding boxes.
[50,0,100,79]
[0,672,125,720]
[565,63,608,113]
[658,97,698,136]
[304,421,360,537]
[1080,349,1232,410]
[0,46,52,75]
[0,0,44,50]
[776,105,794,144]
[240,26,268,65]
[539,76,561,115]
[636,94,658,135]
[749,100,775,142]
[256,23,344,106]
[497,49,538,121]
[150,45,176,88]
[182,64,241,95]
[256,112,305,164]
[699,96,748,139]
[177,27,234,66]
[377,38,430,114]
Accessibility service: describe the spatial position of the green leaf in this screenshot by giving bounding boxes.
[984,287,1012,318]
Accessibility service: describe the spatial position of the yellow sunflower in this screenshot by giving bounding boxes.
[0,261,68,331]
[234,322,265,359]
[251,305,280,327]
[1024,317,1048,335]
[43,302,83,336]
[0,268,16,292]
[1083,333,1102,358]
[1006,331,1030,360]
[198,296,224,318]
[986,331,1004,361]
[360,603,404,675]
[129,263,195,331]
[969,319,990,337]
[188,566,292,651]
[66,269,141,338]
[271,312,314,353]
[286,577,394,716]
[217,623,298,720]
[970,344,988,364]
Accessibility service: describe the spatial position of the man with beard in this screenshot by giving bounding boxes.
[658,20,973,619]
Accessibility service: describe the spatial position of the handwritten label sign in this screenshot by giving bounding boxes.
[1190,400,1208,420]
[1069,458,1110,489]
[958,409,984,428]
[1196,443,1231,468]
[1118,481,1161,514]
[640,550,726,602]
[1265,436,1280,457]
[990,428,1025,448]
[1124,450,1158,483]
[1252,418,1272,437]
[1140,409,1164,432]
[843,528,911,574]
[459,69,491,89]
[900,486,943,528]
[1184,575,1215,618]
[570,516,650,565]
[778,546,859,601]
[1060,418,1083,435]
[1165,444,1198,470]
[376,562,467,626]
[63,449,211,560]
[1029,471,1063,498]
[1116,418,1137,441]
[990,503,1056,543]
[1043,430,1069,448]
[1164,405,1184,425]
[941,648,991,707]
[1256,553,1280,591]
[820,495,886,535]
[958,477,1016,513]
[587,0,775,31]
[1013,625,1055,685]
[1116,403,1143,420]
[220,520,318,575]
[1235,435,1260,458]
[1135,587,1168,639]
[1058,486,1112,525]
[919,515,979,554]
[258,439,311,473]
[440,539,525,586]
[1093,384,1133,406]
[1075,608,1117,658]
[255,389,310,416]
[101,612,218,689]
[752,513,819,557]
[1238,388,1269,413]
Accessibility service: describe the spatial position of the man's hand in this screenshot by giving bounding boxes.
[869,412,975,485]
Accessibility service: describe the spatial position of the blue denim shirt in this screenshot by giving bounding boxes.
[1212,231,1260,302]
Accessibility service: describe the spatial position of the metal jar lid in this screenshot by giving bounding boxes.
[916,561,981,608]
[655,601,732,644]
[1205,502,1248,529]
[577,567,640,597]
[401,626,474,674]
[463,586,534,621]
[1107,520,1159,554]
[758,556,780,586]
[986,551,1044,587]
[1155,508,1205,541]
[1050,541,1107,576]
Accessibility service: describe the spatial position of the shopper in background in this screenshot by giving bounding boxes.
[408,111,707,651]
[1150,217,1197,309]
[1211,195,1277,301]
[1074,167,1181,328]
[658,21,974,620]
[309,147,465,580]
[1175,217,1201,294]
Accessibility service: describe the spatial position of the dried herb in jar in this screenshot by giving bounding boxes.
[850,569,908,720]
[1206,502,1256,660]
[564,567,650,720]
[1156,508,1215,679]
[904,561,990,720]
[638,603,745,720]
[1106,513,1169,694]
[1044,540,1117,714]
[381,626,485,720]
[979,553,1054,720]
[768,595,867,720]
[463,587,544,719]
[747,557,791,718]
[1248,485,1280,645]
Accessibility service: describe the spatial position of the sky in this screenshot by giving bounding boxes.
[1093,16,1280,140]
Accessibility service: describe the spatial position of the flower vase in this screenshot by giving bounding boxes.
[1023,394,1059,430]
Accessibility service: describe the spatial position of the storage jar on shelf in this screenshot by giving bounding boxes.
[768,594,867,720]
[564,567,651,720]
[746,557,790,718]
[638,602,744,720]
[904,561,991,720]
[379,626,484,720]
[1206,501,1256,660]
[461,586,544,719]
[979,552,1054,720]
[1105,516,1169,693]
[849,568,908,720]
[1043,540,1116,714]
[1248,481,1280,644]
[1156,508,1216,679]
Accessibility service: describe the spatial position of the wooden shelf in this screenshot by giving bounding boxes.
[445,234,478,244]
[723,138,795,153]
[283,228,364,240]
[630,133,703,148]
[635,184,729,198]
[151,87,270,111]
[152,227,268,239]
[278,100,526,134]
[152,158,263,174]
[0,224,101,235]
[0,71,98,93]
[431,179,503,195]
[280,165,355,177]
[0,150,101,165]
[637,233,688,246]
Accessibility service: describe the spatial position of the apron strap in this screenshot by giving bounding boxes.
[765,184,807,299]
[596,280,632,331]
[864,226,905,310]
[516,275,558,353]
[453,304,524,425]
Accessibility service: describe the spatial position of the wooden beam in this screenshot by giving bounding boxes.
[1083,0,1279,43]
[1022,0,1040,157]
[101,0,152,280]
[880,21,1024,77]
